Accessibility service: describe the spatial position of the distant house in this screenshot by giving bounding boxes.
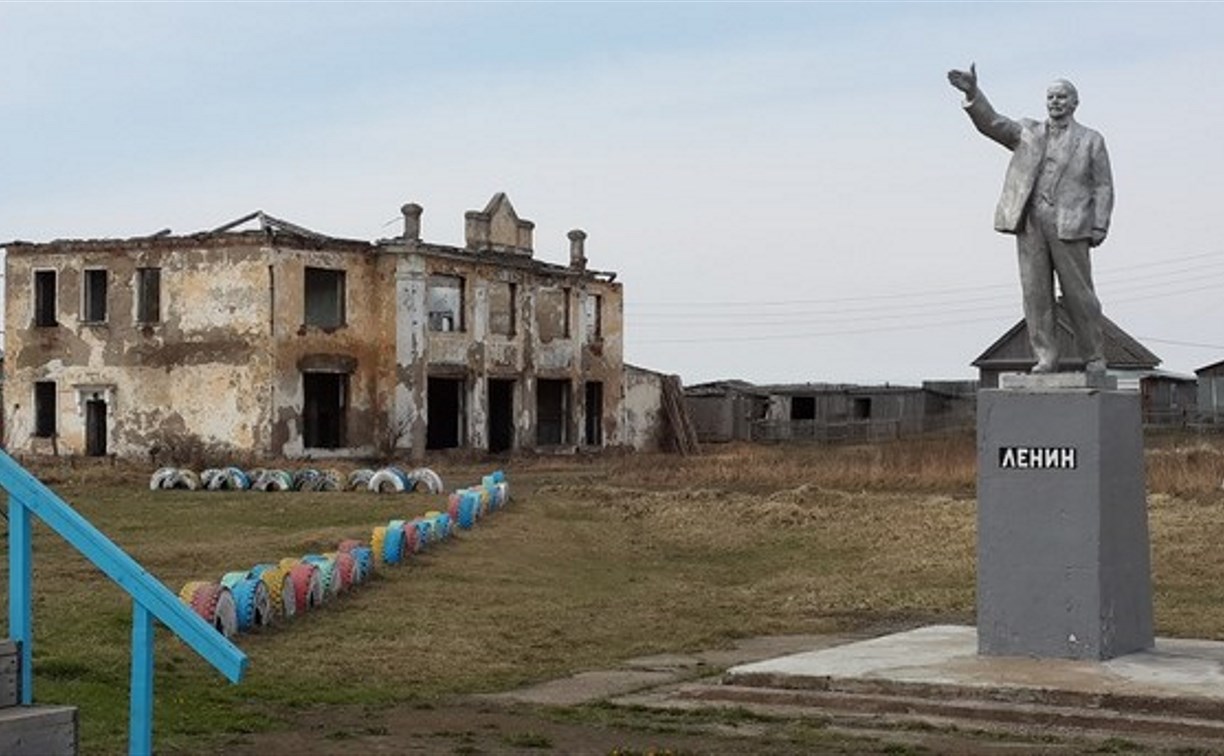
[683,380,767,443]
[973,308,1194,425]
[973,307,1161,389]
[684,379,976,444]
[1195,359,1224,424]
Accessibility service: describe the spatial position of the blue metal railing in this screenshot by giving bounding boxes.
[1,451,247,755]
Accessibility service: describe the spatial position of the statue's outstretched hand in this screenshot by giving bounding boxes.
[947,63,977,98]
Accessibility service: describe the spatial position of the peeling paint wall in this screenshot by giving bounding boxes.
[4,196,628,460]
[4,233,387,459]
[386,237,624,455]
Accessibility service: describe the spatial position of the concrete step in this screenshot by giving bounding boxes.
[0,705,78,756]
[670,680,1224,741]
[0,640,79,755]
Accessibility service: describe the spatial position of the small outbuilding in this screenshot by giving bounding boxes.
[1195,359,1224,425]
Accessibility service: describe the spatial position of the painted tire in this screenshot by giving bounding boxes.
[288,563,324,612]
[172,469,201,491]
[220,570,251,589]
[337,539,363,553]
[331,551,356,590]
[258,568,295,619]
[347,469,375,491]
[201,468,226,490]
[424,511,445,542]
[231,577,272,631]
[279,557,301,572]
[151,467,179,490]
[403,521,420,554]
[409,518,429,549]
[434,512,452,541]
[292,469,321,491]
[178,580,212,606]
[223,467,251,490]
[382,523,405,566]
[212,587,238,638]
[408,467,444,494]
[254,469,292,492]
[456,495,476,530]
[188,583,238,638]
[303,555,341,599]
[371,527,387,567]
[314,469,343,492]
[369,468,408,494]
[354,547,374,581]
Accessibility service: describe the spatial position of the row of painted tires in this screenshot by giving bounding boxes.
[178,470,508,638]
[150,466,444,494]
[178,543,375,638]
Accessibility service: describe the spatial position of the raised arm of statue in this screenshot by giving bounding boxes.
[947,63,977,100]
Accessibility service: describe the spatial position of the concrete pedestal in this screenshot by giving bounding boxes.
[977,381,1153,660]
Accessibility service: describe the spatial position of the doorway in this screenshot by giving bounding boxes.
[303,372,347,449]
[427,377,464,450]
[536,379,570,446]
[583,381,603,446]
[85,396,107,456]
[488,379,515,453]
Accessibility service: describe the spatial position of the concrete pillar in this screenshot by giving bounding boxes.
[568,229,587,271]
[401,203,422,241]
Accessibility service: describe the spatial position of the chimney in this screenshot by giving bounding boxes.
[568,229,587,271]
[401,203,423,241]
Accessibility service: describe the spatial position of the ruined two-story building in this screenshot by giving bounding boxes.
[2,193,630,459]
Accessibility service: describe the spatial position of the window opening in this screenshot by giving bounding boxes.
[427,274,464,332]
[584,294,602,340]
[136,267,161,323]
[852,397,872,420]
[83,269,108,322]
[791,396,816,420]
[304,267,346,328]
[536,287,570,342]
[34,270,57,326]
[488,281,516,337]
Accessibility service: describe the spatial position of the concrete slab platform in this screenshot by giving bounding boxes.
[726,625,1224,705]
[482,634,841,706]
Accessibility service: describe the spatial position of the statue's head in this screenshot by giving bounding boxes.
[1046,79,1079,120]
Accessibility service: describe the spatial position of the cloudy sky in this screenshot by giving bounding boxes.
[3,2,1222,386]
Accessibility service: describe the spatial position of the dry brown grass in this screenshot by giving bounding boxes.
[5,431,1224,753]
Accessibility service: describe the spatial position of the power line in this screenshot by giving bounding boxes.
[632,250,1224,310]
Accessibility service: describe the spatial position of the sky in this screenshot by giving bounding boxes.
[3,2,1223,387]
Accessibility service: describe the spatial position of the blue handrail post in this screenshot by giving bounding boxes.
[8,495,34,704]
[130,602,155,756]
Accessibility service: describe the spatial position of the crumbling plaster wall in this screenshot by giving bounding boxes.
[622,366,666,451]
[387,241,624,454]
[4,238,276,457]
[271,244,390,457]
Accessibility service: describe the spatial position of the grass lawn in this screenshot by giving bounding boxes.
[3,432,1224,753]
